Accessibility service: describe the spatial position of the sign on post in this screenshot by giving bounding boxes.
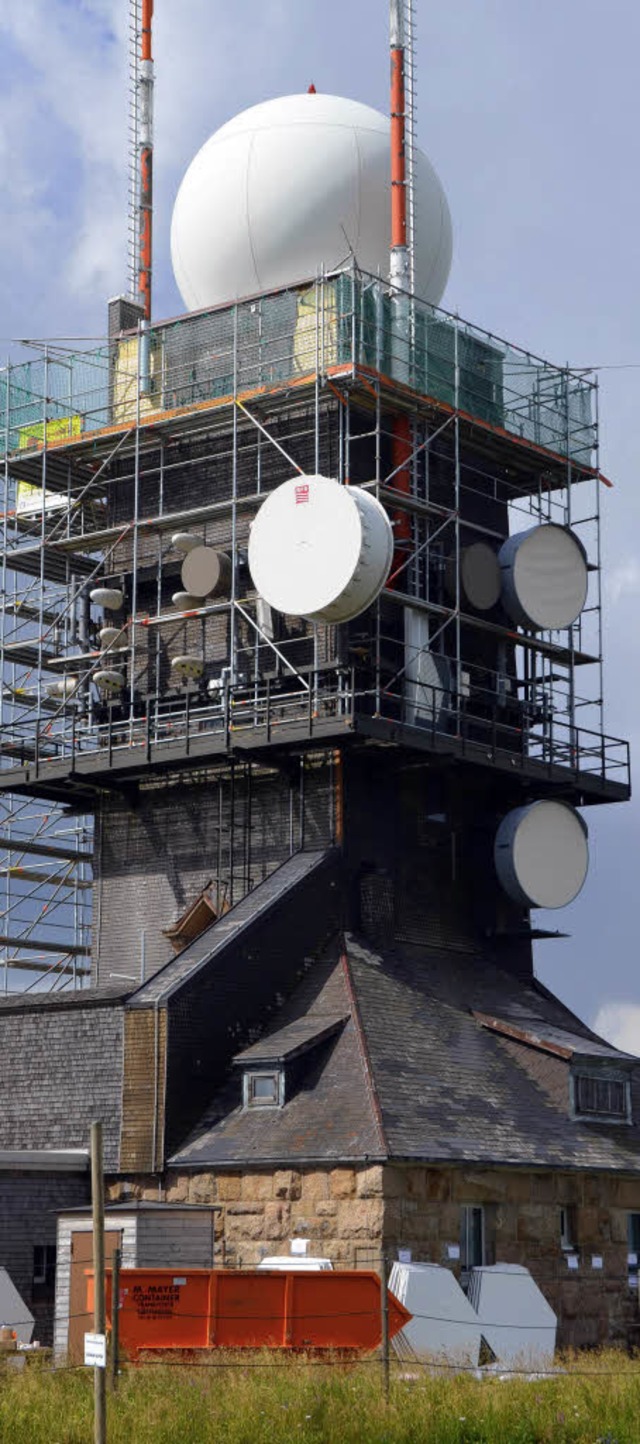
[84,1332,107,1368]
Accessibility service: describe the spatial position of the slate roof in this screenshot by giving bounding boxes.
[171,950,384,1167]
[234,1015,348,1066]
[0,984,130,1013]
[173,927,640,1175]
[127,850,332,1008]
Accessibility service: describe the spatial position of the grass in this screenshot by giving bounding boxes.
[1,1352,639,1444]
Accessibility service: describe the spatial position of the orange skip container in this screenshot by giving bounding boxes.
[86,1268,411,1359]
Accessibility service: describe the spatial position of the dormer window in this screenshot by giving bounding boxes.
[234,1014,348,1113]
[572,1071,631,1123]
[243,1069,283,1109]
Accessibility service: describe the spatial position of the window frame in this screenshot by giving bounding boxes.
[460,1204,485,1275]
[571,1070,631,1125]
[33,1243,57,1289]
[243,1068,284,1110]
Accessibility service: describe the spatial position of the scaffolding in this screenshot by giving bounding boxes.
[0,270,629,988]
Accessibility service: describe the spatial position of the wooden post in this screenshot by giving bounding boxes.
[380,1252,390,1405]
[110,1247,121,1391]
[91,1121,107,1444]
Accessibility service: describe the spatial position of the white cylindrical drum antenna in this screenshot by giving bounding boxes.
[248,475,394,624]
[499,524,588,631]
[180,548,232,600]
[495,800,589,909]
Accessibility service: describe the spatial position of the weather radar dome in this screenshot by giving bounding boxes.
[171,93,452,312]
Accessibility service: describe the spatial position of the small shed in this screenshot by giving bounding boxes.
[54,1202,217,1362]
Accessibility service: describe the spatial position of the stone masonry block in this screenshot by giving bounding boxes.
[187,1174,215,1204]
[241,1173,273,1202]
[504,1174,532,1205]
[330,1168,356,1199]
[337,1200,384,1240]
[216,1174,242,1202]
[274,1170,302,1201]
[300,1171,329,1203]
[424,1171,451,1202]
[516,1205,558,1244]
[356,1166,384,1199]
[165,1174,189,1204]
[264,1202,291,1240]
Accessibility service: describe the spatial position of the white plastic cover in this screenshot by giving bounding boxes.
[248,475,393,623]
[389,1262,481,1367]
[404,609,450,726]
[468,1264,557,1369]
[258,1257,333,1271]
[0,1268,34,1345]
[499,524,588,631]
[495,801,589,909]
[171,93,452,311]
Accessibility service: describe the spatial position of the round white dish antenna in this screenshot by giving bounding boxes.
[495,801,589,909]
[171,93,452,311]
[248,475,394,624]
[171,655,204,682]
[172,591,200,611]
[90,587,124,612]
[94,669,123,695]
[499,524,588,631]
[461,543,501,612]
[172,532,204,555]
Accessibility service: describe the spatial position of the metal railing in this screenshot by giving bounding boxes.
[0,669,628,795]
[0,271,597,471]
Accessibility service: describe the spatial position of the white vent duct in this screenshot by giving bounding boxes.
[495,801,589,909]
[248,475,393,624]
[0,1268,34,1345]
[389,1262,481,1367]
[468,1264,557,1368]
[499,524,588,631]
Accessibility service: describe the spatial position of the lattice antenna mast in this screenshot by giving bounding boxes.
[128,0,154,316]
[389,0,416,296]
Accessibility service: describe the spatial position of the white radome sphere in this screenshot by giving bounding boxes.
[171,93,452,312]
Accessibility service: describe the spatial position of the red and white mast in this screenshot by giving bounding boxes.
[389,0,416,569]
[138,0,154,321]
[129,0,154,320]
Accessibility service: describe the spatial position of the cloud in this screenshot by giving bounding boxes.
[606,558,640,607]
[592,1003,640,1059]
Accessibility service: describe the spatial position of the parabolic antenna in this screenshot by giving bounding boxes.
[499,524,588,631]
[171,93,452,311]
[495,801,589,909]
[248,475,394,624]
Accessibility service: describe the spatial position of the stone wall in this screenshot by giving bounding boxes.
[110,1162,640,1349]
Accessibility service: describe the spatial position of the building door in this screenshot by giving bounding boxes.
[68,1230,123,1365]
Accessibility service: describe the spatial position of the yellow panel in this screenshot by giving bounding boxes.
[112,335,162,424]
[17,414,82,452]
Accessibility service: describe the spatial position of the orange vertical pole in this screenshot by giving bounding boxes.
[390,44,407,253]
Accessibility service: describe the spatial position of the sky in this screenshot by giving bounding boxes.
[0,0,638,1043]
